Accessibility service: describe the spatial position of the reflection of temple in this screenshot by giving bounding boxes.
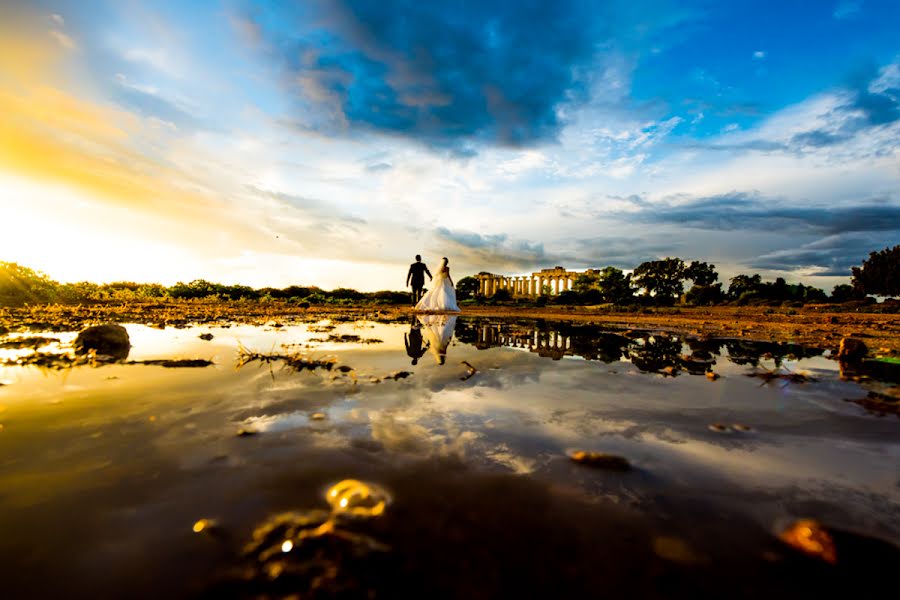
[475,323,573,360]
[456,318,825,371]
[476,267,599,297]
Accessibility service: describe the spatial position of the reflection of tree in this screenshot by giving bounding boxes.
[628,335,683,374]
[724,340,824,367]
[453,318,630,363]
[684,338,723,361]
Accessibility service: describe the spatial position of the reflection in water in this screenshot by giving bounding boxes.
[417,314,457,365]
[454,318,825,374]
[0,318,896,599]
[404,318,428,365]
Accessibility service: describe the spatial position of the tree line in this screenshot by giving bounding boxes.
[460,245,899,306]
[0,263,409,306]
[1,245,895,307]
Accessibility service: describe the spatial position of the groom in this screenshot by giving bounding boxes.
[406,254,432,304]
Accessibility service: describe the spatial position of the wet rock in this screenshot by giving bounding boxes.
[778,519,837,564]
[705,371,720,381]
[708,423,729,433]
[838,338,867,364]
[199,333,214,341]
[732,423,753,432]
[192,518,218,533]
[128,359,213,368]
[569,451,631,471]
[74,323,130,360]
[460,361,477,381]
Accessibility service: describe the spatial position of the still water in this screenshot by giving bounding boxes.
[1,316,898,598]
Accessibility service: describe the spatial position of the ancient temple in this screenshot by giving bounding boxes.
[475,267,597,297]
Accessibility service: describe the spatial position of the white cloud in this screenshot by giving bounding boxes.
[833,1,862,19]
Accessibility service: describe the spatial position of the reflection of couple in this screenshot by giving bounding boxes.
[406,255,460,313]
[405,314,457,365]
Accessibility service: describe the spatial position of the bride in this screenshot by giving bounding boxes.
[414,257,460,313]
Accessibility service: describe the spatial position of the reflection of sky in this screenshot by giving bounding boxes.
[1,319,898,546]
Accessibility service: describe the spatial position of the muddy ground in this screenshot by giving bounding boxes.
[1,302,897,356]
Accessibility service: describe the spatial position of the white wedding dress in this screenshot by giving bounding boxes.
[417,314,458,364]
[414,259,460,313]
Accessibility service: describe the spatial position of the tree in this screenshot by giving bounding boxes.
[685,283,724,305]
[632,258,685,305]
[727,274,762,299]
[830,283,864,303]
[572,272,600,293]
[851,245,900,297]
[456,276,479,300]
[684,261,718,286]
[595,267,634,304]
[0,262,58,304]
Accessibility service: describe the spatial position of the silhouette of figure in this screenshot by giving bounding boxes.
[407,254,432,305]
[405,319,429,365]
[418,314,457,365]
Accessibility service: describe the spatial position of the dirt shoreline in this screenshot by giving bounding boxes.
[1,302,898,354]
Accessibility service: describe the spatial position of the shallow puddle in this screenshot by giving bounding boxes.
[0,316,897,598]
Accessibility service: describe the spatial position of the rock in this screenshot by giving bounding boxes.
[199,333,214,341]
[778,519,837,564]
[569,451,631,471]
[705,371,720,381]
[708,423,729,433]
[838,338,867,363]
[74,323,130,360]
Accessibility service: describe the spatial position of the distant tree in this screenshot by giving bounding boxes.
[685,283,724,305]
[492,288,512,302]
[572,272,600,293]
[632,258,685,305]
[852,245,900,297]
[728,274,762,299]
[0,262,58,304]
[684,261,718,286]
[456,276,479,300]
[830,283,864,303]
[595,267,634,304]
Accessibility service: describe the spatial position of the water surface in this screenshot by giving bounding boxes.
[1,316,897,598]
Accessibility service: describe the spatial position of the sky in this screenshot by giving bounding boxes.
[0,0,898,292]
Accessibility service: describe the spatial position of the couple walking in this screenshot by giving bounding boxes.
[406,254,460,313]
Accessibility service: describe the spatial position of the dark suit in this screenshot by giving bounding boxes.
[407,261,432,304]
[405,325,428,365]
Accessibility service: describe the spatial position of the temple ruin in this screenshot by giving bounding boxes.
[475,267,598,297]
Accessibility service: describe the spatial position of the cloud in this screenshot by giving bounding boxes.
[247,0,695,150]
[621,192,900,235]
[112,74,202,130]
[432,227,569,271]
[750,232,897,276]
[833,1,862,19]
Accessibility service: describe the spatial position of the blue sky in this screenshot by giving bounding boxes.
[1,0,898,290]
